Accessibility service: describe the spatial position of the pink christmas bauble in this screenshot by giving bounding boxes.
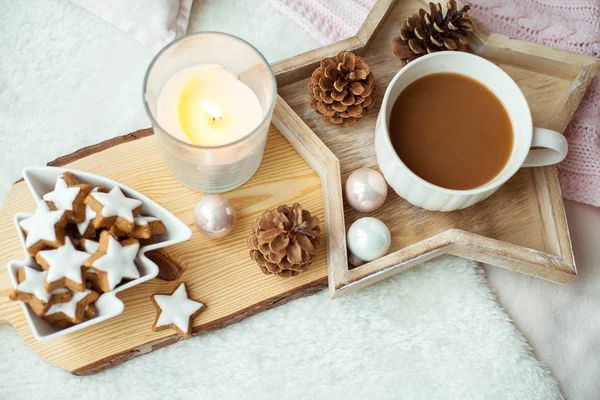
[345,167,388,212]
[193,194,237,238]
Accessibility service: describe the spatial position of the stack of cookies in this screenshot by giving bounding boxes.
[10,172,165,328]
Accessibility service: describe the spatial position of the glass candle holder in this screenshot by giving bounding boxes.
[143,32,277,193]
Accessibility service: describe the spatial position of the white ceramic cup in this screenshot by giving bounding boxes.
[375,52,568,212]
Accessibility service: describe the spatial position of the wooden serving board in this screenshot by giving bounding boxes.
[0,100,341,374]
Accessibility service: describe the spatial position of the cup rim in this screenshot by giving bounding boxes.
[142,32,277,150]
[379,51,533,196]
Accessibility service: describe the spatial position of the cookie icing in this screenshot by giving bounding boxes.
[46,289,93,319]
[19,202,66,248]
[91,235,140,290]
[154,283,203,333]
[16,266,66,303]
[134,216,158,226]
[42,176,80,210]
[92,186,142,222]
[38,238,89,285]
[82,240,100,254]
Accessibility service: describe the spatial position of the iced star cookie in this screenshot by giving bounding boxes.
[84,231,140,292]
[9,266,72,316]
[151,282,205,338]
[110,215,165,239]
[43,172,91,223]
[84,186,142,233]
[44,288,99,325]
[19,201,69,256]
[35,238,90,292]
[55,305,96,329]
[76,187,108,238]
[54,303,97,329]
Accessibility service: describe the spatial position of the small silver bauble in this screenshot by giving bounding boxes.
[345,167,388,212]
[193,194,237,238]
[347,217,391,265]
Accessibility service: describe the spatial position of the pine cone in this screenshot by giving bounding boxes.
[392,0,473,66]
[247,203,320,277]
[308,50,376,128]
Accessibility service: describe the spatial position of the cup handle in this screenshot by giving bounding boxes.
[522,127,568,167]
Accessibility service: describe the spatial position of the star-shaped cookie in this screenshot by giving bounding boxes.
[9,266,72,316]
[84,186,142,233]
[151,282,205,338]
[43,172,91,223]
[44,288,99,325]
[110,215,165,239]
[84,231,140,292]
[36,237,90,292]
[19,201,69,256]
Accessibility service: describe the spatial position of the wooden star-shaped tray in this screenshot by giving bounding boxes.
[277,0,598,297]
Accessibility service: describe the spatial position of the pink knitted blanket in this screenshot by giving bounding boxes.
[268,0,600,207]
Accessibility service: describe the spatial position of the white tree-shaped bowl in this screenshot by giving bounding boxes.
[7,166,192,341]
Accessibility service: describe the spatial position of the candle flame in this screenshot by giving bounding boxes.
[199,100,224,121]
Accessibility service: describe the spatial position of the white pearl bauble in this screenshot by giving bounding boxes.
[345,167,388,212]
[347,217,391,262]
[193,194,237,238]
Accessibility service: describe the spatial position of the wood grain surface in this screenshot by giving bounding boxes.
[0,121,330,374]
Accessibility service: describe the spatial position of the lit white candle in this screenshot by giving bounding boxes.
[157,64,263,147]
[145,32,276,193]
